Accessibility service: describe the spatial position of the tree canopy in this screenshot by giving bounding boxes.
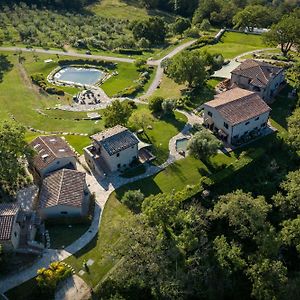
[166,51,207,88]
[187,128,222,160]
[0,120,31,196]
[103,100,132,128]
[263,12,300,56]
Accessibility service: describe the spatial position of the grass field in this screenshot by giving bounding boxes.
[202,32,268,59]
[88,0,176,22]
[65,196,131,287]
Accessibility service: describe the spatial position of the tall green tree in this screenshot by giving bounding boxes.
[287,107,300,155]
[246,259,287,300]
[233,5,274,31]
[210,190,271,239]
[272,170,300,219]
[166,50,207,88]
[0,120,31,195]
[280,216,300,254]
[263,13,300,56]
[103,100,132,128]
[187,128,222,161]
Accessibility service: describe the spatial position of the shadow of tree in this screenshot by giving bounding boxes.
[0,54,13,83]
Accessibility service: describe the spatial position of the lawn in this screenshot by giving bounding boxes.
[46,223,91,249]
[152,74,185,99]
[202,32,268,59]
[269,86,296,135]
[152,76,221,108]
[138,110,188,164]
[65,196,132,287]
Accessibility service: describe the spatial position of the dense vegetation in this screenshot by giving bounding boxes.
[0,3,128,50]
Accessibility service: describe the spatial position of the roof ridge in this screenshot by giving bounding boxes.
[56,169,65,206]
[259,65,269,82]
[39,136,57,158]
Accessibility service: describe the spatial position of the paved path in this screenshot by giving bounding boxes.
[55,275,91,300]
[143,40,196,98]
[0,47,135,64]
[212,48,276,79]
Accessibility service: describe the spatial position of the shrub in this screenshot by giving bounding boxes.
[121,189,145,212]
[127,100,137,109]
[162,99,176,115]
[184,27,200,38]
[149,96,163,113]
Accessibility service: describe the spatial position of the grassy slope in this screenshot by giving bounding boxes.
[89,0,176,22]
[202,32,267,59]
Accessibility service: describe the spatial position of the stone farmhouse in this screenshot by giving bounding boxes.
[38,169,89,219]
[0,203,43,253]
[230,59,285,102]
[30,135,77,178]
[84,125,154,176]
[203,87,271,146]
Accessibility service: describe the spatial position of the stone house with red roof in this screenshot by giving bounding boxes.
[30,136,77,178]
[203,87,271,146]
[38,169,89,219]
[230,59,285,102]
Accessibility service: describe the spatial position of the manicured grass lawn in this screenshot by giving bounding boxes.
[99,63,139,97]
[202,32,268,59]
[138,110,188,164]
[65,196,132,287]
[152,74,185,99]
[46,223,90,249]
[64,135,91,155]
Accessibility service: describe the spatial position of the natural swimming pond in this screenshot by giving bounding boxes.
[176,138,189,152]
[53,67,105,86]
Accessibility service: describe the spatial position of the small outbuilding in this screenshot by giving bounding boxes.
[0,203,21,251]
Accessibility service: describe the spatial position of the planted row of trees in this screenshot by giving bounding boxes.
[0,4,129,50]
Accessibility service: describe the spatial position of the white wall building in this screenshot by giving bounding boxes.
[203,87,271,146]
[230,59,285,103]
[85,125,139,174]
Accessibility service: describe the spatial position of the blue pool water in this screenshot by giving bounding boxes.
[176,138,189,152]
[54,67,105,86]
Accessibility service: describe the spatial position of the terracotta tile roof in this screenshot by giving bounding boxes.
[231,59,283,88]
[205,87,271,125]
[39,169,86,209]
[30,136,76,172]
[91,125,139,156]
[0,203,19,241]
